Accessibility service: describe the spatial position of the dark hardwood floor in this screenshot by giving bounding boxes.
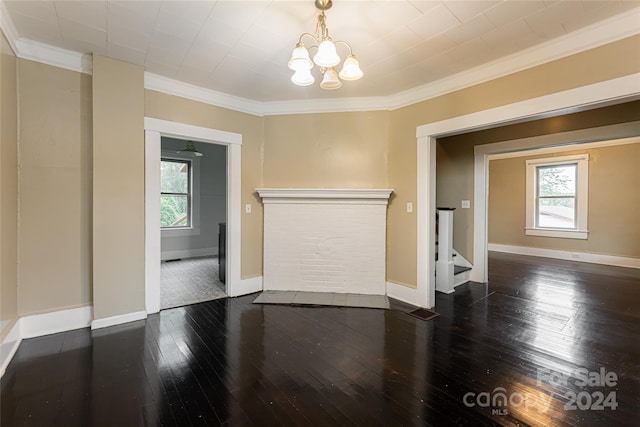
[2,252,639,426]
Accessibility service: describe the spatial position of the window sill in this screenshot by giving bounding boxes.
[525,228,588,240]
[162,227,201,237]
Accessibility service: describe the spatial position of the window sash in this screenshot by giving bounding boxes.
[525,153,588,240]
[161,159,192,228]
[535,163,577,229]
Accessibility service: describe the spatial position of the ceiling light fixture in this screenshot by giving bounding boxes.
[288,0,363,90]
[177,141,203,158]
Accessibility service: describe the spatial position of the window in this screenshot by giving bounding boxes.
[161,159,191,228]
[525,154,589,239]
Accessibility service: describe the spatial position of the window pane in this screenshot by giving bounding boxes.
[538,164,576,197]
[161,195,188,227]
[538,197,575,229]
[161,160,189,193]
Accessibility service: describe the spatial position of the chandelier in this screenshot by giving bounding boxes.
[288,0,363,90]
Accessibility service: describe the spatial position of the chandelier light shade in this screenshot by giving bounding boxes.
[292,68,315,86]
[313,40,340,67]
[320,68,342,90]
[339,55,363,81]
[289,0,363,90]
[288,42,313,71]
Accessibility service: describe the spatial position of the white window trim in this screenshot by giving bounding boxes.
[525,153,589,239]
[160,149,201,237]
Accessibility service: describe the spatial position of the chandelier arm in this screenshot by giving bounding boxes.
[298,32,321,46]
[333,40,355,56]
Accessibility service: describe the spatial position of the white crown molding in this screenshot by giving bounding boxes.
[16,38,92,74]
[261,96,391,115]
[144,72,265,117]
[145,6,640,116]
[388,7,640,110]
[0,0,19,54]
[4,6,639,115]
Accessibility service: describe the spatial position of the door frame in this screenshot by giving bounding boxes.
[144,117,242,314]
[414,73,639,308]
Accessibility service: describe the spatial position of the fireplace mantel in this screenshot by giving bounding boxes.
[257,188,393,295]
[256,188,393,204]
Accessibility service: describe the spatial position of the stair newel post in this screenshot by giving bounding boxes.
[436,208,456,293]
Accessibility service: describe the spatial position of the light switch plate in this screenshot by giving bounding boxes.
[407,202,413,213]
[461,200,470,209]
[245,204,252,214]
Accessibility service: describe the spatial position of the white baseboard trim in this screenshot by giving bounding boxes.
[230,276,263,297]
[0,320,21,378]
[91,310,147,330]
[488,243,640,269]
[386,281,420,307]
[161,246,217,261]
[21,305,93,339]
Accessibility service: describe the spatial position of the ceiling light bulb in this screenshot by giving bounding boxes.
[313,40,340,67]
[319,68,342,90]
[291,68,315,86]
[288,43,313,71]
[338,55,363,81]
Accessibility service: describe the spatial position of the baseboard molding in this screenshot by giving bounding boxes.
[21,306,93,339]
[161,246,217,261]
[91,310,147,330]
[229,276,263,297]
[0,320,21,378]
[488,244,640,269]
[386,281,420,307]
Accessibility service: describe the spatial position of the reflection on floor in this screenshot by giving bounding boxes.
[160,256,225,309]
[2,252,639,425]
[253,290,390,309]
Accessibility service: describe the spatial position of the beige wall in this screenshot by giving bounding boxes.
[385,34,640,287]
[438,101,640,263]
[489,143,640,258]
[2,33,639,323]
[1,32,18,337]
[263,112,389,188]
[17,59,92,316]
[92,55,144,320]
[145,90,265,279]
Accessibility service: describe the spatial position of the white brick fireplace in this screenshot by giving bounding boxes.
[256,188,393,295]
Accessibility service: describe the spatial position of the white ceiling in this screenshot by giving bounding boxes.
[3,0,640,102]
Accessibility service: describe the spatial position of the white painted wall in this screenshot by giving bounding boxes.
[161,138,227,260]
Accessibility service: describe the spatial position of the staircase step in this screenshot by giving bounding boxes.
[454,265,471,275]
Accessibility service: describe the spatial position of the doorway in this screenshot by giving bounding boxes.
[159,137,227,309]
[144,117,243,314]
[411,75,638,309]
